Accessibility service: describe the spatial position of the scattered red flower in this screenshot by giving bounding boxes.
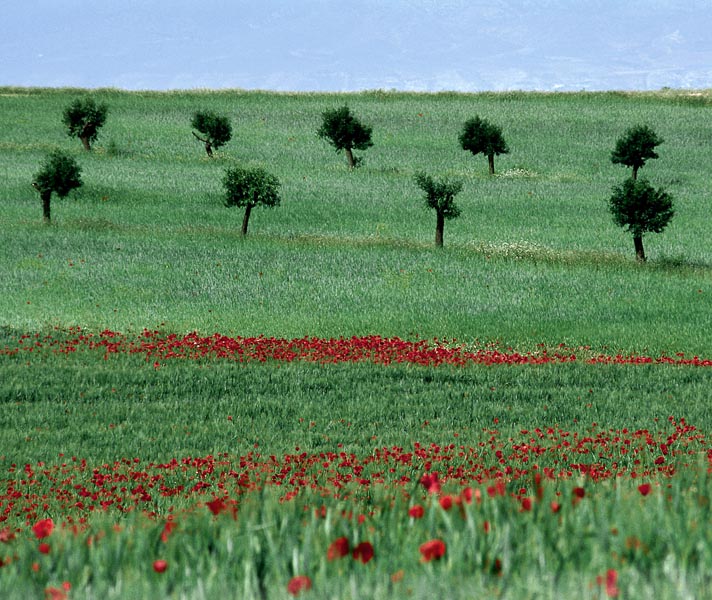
[32,518,54,539]
[419,539,446,562]
[327,536,350,561]
[409,504,425,519]
[44,587,67,600]
[420,472,441,494]
[206,498,227,516]
[352,541,374,564]
[439,495,453,510]
[153,559,168,573]
[596,568,620,597]
[287,575,312,596]
[0,527,15,543]
[161,519,177,543]
[38,542,51,554]
[638,483,652,496]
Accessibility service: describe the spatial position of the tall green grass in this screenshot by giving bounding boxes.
[2,356,711,465]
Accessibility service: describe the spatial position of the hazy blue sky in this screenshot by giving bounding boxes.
[2,1,710,91]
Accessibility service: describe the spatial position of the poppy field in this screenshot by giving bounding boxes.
[3,330,712,598]
[2,88,712,597]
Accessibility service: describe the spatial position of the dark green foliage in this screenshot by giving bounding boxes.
[32,150,83,198]
[32,149,83,223]
[62,97,108,151]
[611,124,663,179]
[191,110,232,157]
[317,105,373,168]
[223,165,281,235]
[458,116,509,174]
[414,172,463,247]
[609,177,674,261]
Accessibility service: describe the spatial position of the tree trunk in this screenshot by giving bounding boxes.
[345,148,355,169]
[435,211,445,247]
[80,136,91,151]
[241,203,253,236]
[488,153,495,175]
[634,235,645,262]
[632,165,639,180]
[41,190,52,224]
[204,141,213,157]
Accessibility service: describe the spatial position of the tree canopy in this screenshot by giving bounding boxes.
[611,124,663,180]
[223,165,281,236]
[608,177,674,261]
[191,111,232,157]
[317,105,373,168]
[62,97,108,151]
[414,172,463,247]
[459,116,509,174]
[32,150,83,223]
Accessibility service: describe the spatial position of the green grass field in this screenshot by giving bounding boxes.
[1,87,712,598]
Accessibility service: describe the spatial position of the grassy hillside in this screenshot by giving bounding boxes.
[1,88,711,353]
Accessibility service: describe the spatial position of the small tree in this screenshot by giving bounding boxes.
[608,177,674,262]
[414,172,463,248]
[611,124,663,180]
[459,116,509,175]
[62,97,108,151]
[317,105,373,169]
[191,111,232,157]
[32,150,83,223]
[223,165,281,236]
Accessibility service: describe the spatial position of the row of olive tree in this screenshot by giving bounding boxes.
[35,98,675,260]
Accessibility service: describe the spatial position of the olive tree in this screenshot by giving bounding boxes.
[191,111,232,157]
[317,105,373,168]
[223,165,281,236]
[611,124,663,180]
[32,150,83,223]
[459,116,508,175]
[608,177,674,261]
[62,97,108,151]
[414,172,463,248]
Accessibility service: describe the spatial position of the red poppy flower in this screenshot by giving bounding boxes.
[352,541,374,564]
[32,518,54,539]
[327,536,350,561]
[638,483,652,496]
[420,473,441,494]
[161,520,177,543]
[0,527,16,543]
[287,575,312,596]
[419,539,446,562]
[605,569,619,597]
[573,487,585,499]
[408,504,425,519]
[520,497,533,511]
[44,587,67,600]
[153,559,168,573]
[550,501,561,513]
[206,498,227,516]
[38,542,51,554]
[439,495,453,510]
